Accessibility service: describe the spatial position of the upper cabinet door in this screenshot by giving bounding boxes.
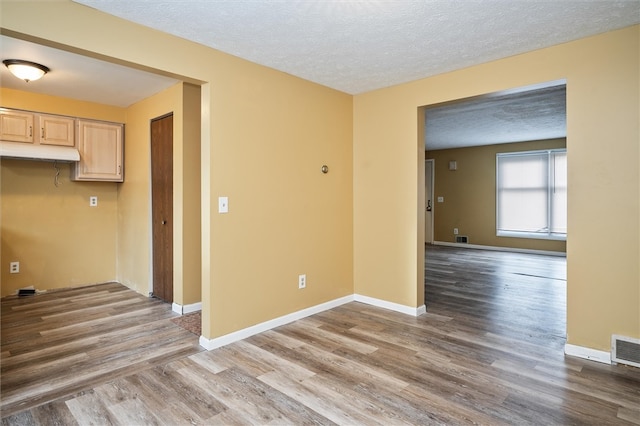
[0,109,34,143]
[38,114,75,147]
[73,120,124,182]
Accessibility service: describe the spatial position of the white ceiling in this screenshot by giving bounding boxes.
[0,35,178,108]
[73,0,640,95]
[1,1,638,147]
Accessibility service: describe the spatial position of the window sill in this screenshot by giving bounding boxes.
[497,231,566,241]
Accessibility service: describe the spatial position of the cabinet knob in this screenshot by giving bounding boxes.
[162,220,167,225]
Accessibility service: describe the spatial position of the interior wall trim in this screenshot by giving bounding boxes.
[199,295,354,350]
[198,293,426,350]
[432,241,566,257]
[172,301,202,315]
[565,343,611,364]
[354,294,427,316]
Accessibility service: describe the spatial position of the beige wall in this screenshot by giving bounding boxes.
[203,56,354,337]
[119,81,201,305]
[427,138,566,252]
[118,83,181,297]
[0,88,126,123]
[179,83,202,306]
[1,1,353,340]
[355,26,639,351]
[0,89,125,297]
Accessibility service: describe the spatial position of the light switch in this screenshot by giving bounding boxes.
[218,196,229,213]
[437,196,444,203]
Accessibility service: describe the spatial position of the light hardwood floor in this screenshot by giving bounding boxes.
[2,246,639,425]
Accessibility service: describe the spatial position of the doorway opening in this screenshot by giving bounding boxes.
[421,80,567,343]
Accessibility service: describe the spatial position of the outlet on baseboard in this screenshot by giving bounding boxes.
[298,274,306,289]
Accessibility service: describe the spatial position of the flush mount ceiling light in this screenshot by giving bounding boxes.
[3,59,50,82]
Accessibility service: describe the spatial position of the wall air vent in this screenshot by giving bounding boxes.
[455,236,469,243]
[612,335,640,368]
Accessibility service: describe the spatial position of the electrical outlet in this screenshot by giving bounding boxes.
[454,228,459,235]
[90,196,98,207]
[298,274,306,289]
[10,261,19,274]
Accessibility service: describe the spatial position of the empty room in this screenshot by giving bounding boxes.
[1,0,639,424]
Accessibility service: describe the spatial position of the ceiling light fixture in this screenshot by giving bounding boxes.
[3,59,50,82]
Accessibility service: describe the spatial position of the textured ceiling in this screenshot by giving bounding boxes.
[425,83,567,150]
[74,0,640,94]
[2,1,637,148]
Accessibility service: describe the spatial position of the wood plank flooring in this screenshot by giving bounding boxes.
[2,246,640,425]
[0,283,203,419]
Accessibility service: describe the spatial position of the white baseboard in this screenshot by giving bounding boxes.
[564,343,611,364]
[354,294,426,316]
[199,295,354,350]
[172,301,202,315]
[433,241,566,257]
[199,293,427,351]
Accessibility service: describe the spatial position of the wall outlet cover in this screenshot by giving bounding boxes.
[218,196,229,213]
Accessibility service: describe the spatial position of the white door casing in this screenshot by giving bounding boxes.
[425,159,434,244]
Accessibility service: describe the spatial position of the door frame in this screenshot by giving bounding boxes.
[425,159,435,244]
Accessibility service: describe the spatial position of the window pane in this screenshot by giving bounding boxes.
[497,149,566,239]
[497,153,548,233]
[551,152,567,233]
[499,189,548,232]
[498,154,547,189]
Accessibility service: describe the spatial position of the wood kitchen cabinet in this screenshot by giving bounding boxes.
[72,120,123,182]
[1,108,124,182]
[0,109,74,147]
[0,109,34,143]
[38,114,75,147]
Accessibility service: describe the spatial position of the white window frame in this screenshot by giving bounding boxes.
[496,149,567,241]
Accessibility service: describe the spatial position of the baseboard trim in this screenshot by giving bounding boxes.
[432,241,566,257]
[564,343,611,364]
[199,295,354,350]
[199,293,427,350]
[354,294,426,317]
[172,301,202,315]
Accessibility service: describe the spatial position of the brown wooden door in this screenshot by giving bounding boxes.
[151,114,173,303]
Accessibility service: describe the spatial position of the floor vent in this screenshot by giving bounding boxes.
[455,236,469,243]
[18,288,36,297]
[612,335,640,368]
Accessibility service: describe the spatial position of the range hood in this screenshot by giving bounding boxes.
[0,141,80,162]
